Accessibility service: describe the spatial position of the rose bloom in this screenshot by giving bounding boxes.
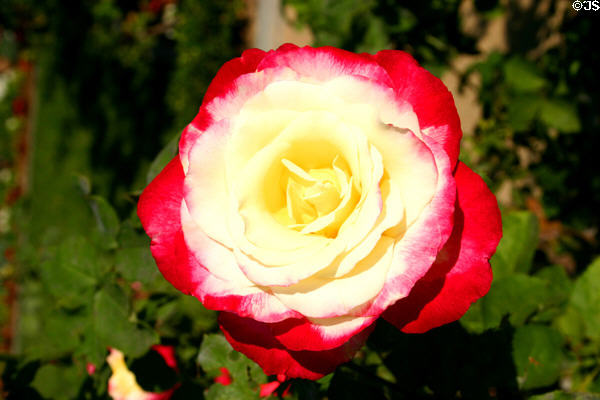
[139,44,502,380]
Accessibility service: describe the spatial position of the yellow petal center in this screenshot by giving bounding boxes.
[275,156,359,237]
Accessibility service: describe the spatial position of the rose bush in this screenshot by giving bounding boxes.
[138,44,502,380]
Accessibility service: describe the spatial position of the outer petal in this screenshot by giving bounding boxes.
[373,50,462,166]
[366,130,456,316]
[269,315,377,352]
[179,49,269,163]
[257,44,393,87]
[201,48,267,107]
[271,236,395,319]
[219,312,375,380]
[180,66,298,172]
[183,119,234,249]
[138,156,197,296]
[383,162,502,333]
[137,156,300,323]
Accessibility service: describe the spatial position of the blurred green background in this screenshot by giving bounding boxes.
[0,0,599,399]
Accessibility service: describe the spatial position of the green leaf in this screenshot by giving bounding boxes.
[569,257,600,341]
[198,334,267,400]
[539,99,581,133]
[492,211,539,279]
[530,266,573,323]
[30,311,86,360]
[317,373,334,391]
[503,57,547,92]
[89,195,120,249]
[32,364,85,400]
[146,133,179,184]
[115,246,159,285]
[513,325,563,390]
[474,52,503,87]
[93,284,158,357]
[460,274,550,333]
[117,219,150,247]
[155,295,217,338]
[508,95,542,132]
[356,16,390,54]
[554,305,586,345]
[40,237,100,308]
[204,383,258,400]
[534,265,573,307]
[78,321,108,367]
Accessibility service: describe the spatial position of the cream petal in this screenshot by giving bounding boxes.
[232,111,370,259]
[324,177,404,278]
[184,120,234,248]
[272,236,395,318]
[238,78,434,228]
[228,112,385,286]
[180,201,254,287]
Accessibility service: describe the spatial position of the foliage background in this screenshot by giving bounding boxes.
[0,0,599,398]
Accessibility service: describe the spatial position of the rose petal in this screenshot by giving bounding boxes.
[373,50,462,167]
[180,200,253,287]
[138,157,197,296]
[179,47,268,169]
[202,48,267,107]
[180,66,299,172]
[271,236,394,319]
[367,132,456,315]
[219,312,375,380]
[383,162,502,332]
[270,315,377,352]
[138,156,300,323]
[229,111,383,286]
[257,44,393,87]
[183,120,235,249]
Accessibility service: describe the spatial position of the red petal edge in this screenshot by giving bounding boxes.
[202,48,267,107]
[383,162,502,333]
[182,48,269,154]
[219,312,376,380]
[257,44,393,87]
[138,156,196,295]
[374,50,462,167]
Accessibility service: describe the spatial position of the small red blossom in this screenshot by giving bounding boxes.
[107,346,180,400]
[151,345,178,372]
[214,367,233,386]
[86,362,96,376]
[259,381,280,398]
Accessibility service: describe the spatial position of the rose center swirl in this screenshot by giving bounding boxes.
[275,156,359,238]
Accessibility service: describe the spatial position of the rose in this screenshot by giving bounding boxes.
[107,346,178,400]
[138,44,502,380]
